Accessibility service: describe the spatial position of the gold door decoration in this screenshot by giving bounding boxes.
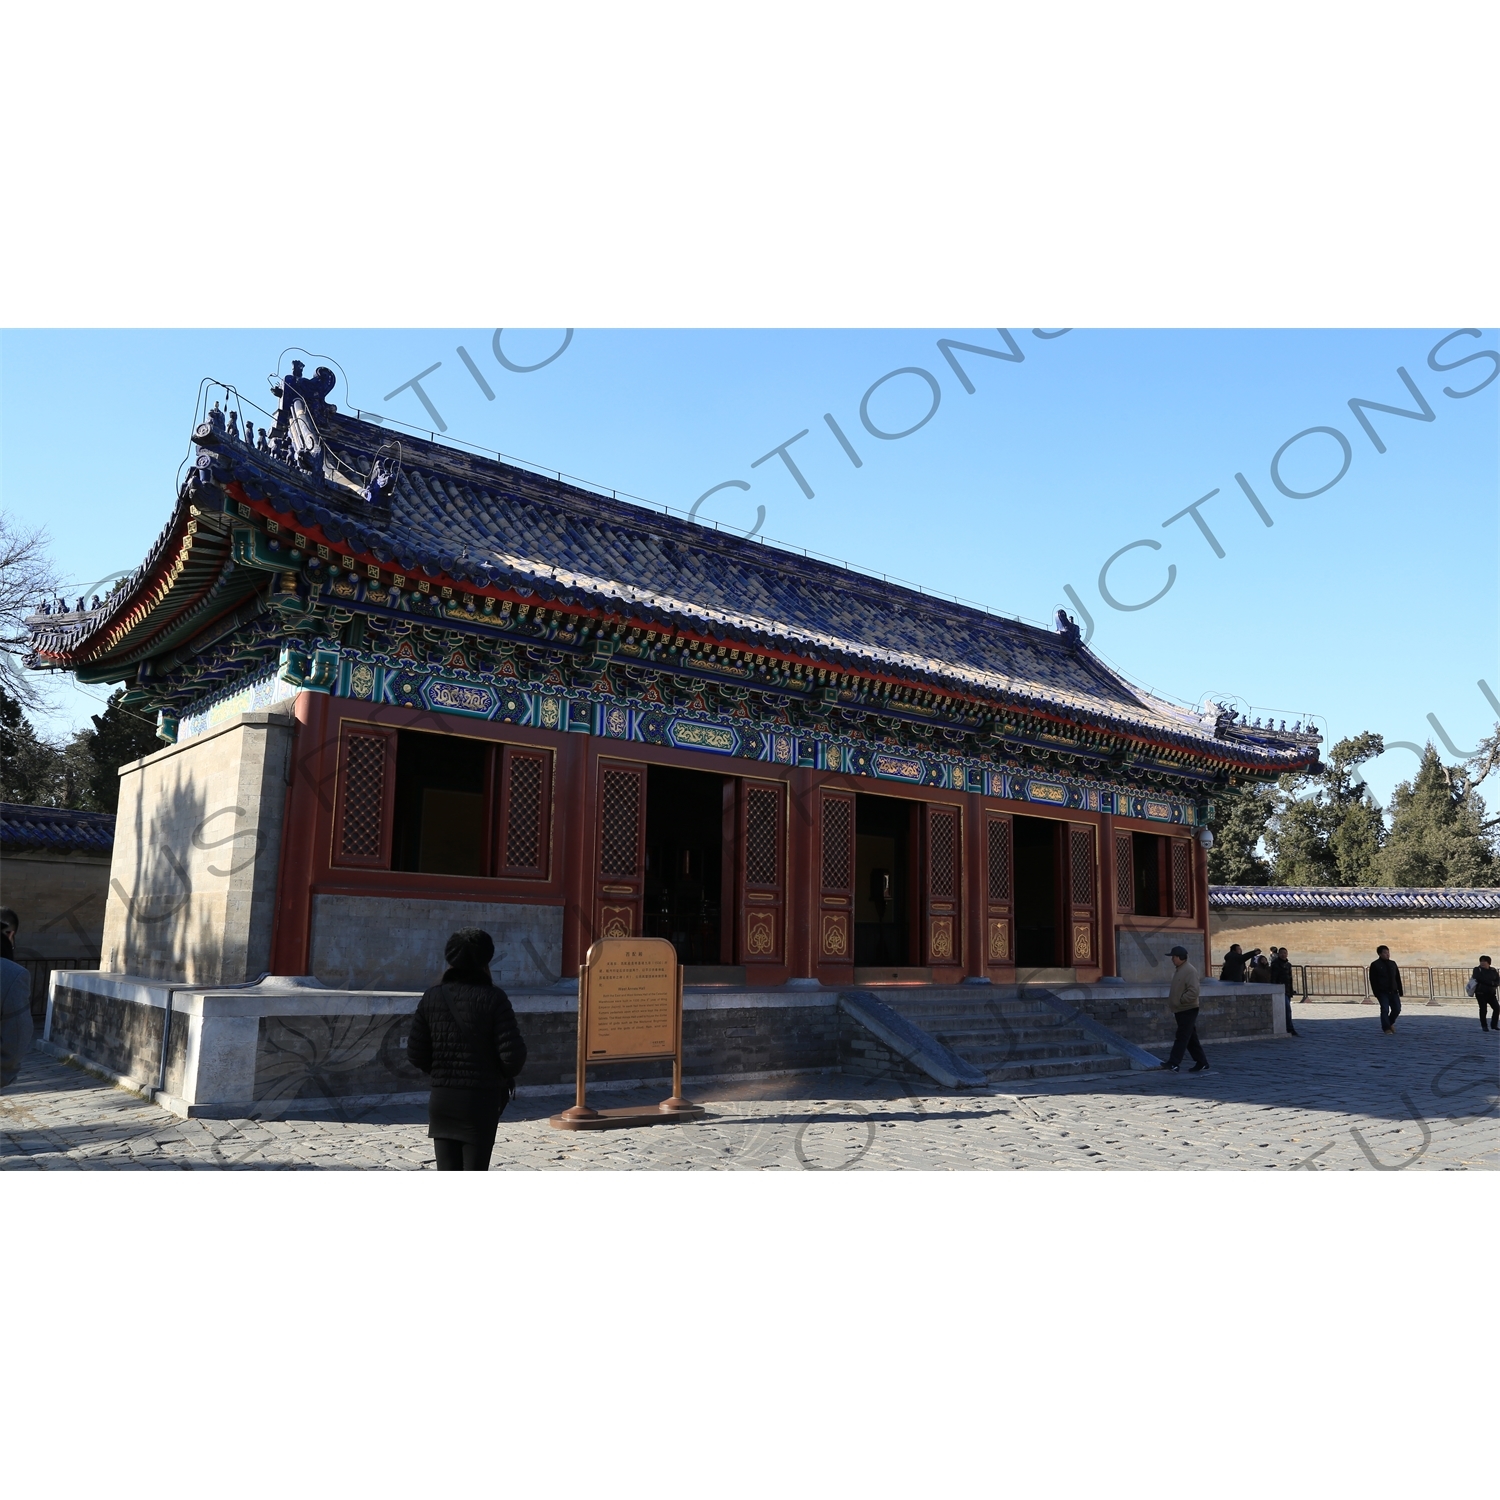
[746,910,776,955]
[929,915,955,961]
[987,917,1010,962]
[821,912,849,957]
[1071,921,1093,963]
[599,905,634,940]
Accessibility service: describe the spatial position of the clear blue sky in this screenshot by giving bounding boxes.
[2,328,1495,807]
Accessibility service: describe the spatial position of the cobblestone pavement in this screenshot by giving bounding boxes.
[3,1003,1497,1170]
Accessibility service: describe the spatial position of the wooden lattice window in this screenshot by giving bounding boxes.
[1170,838,1192,916]
[1070,827,1094,907]
[499,749,549,878]
[745,786,780,886]
[1115,832,1133,914]
[987,817,1012,903]
[600,767,643,878]
[821,795,853,891]
[333,726,396,869]
[928,807,959,899]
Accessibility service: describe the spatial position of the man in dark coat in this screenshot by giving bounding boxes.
[1369,945,1403,1034]
[407,928,528,1171]
[1219,944,1248,983]
[1473,956,1499,1031]
[1268,947,1299,1036]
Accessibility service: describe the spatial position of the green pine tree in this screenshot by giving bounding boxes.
[74,690,160,812]
[1267,731,1385,886]
[1206,780,1276,884]
[1378,744,1498,887]
[0,686,159,811]
[0,685,66,805]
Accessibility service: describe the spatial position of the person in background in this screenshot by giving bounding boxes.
[1370,945,1403,1035]
[406,928,528,1171]
[1219,943,1248,983]
[1,947,33,1087]
[0,908,18,962]
[1161,944,1210,1073]
[1269,946,1299,1036]
[1473,956,1498,1032]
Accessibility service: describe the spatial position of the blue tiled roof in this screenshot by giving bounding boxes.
[0,803,116,855]
[239,414,1317,768]
[26,380,1321,774]
[1211,885,1500,913]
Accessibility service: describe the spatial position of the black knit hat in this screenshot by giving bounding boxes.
[444,928,495,972]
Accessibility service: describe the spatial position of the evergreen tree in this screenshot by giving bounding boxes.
[0,686,158,811]
[1378,743,1498,887]
[1206,780,1276,884]
[0,685,65,805]
[74,690,160,811]
[1267,731,1385,886]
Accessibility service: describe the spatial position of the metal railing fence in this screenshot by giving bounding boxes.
[1291,964,1476,1003]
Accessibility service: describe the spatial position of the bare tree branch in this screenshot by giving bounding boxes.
[1465,724,1500,791]
[0,512,59,708]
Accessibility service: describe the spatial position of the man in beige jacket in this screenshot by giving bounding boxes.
[1162,944,1210,1073]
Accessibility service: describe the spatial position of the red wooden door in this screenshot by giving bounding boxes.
[738,779,786,964]
[922,802,962,967]
[496,746,552,879]
[1065,822,1098,966]
[817,789,856,965]
[331,724,398,869]
[1114,830,1134,917]
[1169,836,1194,918]
[595,761,647,941]
[984,810,1013,968]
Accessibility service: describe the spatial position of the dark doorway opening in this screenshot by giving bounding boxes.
[1013,816,1060,966]
[392,730,487,875]
[644,765,730,967]
[1132,832,1162,916]
[854,793,913,966]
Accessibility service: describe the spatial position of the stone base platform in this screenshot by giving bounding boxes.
[42,970,1284,1118]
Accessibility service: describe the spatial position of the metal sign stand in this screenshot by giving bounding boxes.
[549,937,705,1131]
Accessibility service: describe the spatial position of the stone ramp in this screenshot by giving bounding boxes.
[870,987,1141,1084]
[837,992,989,1088]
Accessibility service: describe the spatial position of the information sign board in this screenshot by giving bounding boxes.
[550,937,704,1130]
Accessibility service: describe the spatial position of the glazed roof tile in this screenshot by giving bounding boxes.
[1,803,116,855]
[1210,885,1500,912]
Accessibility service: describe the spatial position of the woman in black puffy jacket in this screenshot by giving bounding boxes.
[407,928,528,1171]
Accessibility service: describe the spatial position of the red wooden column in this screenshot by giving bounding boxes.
[269,690,332,976]
[557,732,592,983]
[1196,828,1213,972]
[964,790,985,979]
[1098,811,1118,977]
[788,767,816,980]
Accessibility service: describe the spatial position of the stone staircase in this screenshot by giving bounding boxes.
[878,987,1136,1084]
